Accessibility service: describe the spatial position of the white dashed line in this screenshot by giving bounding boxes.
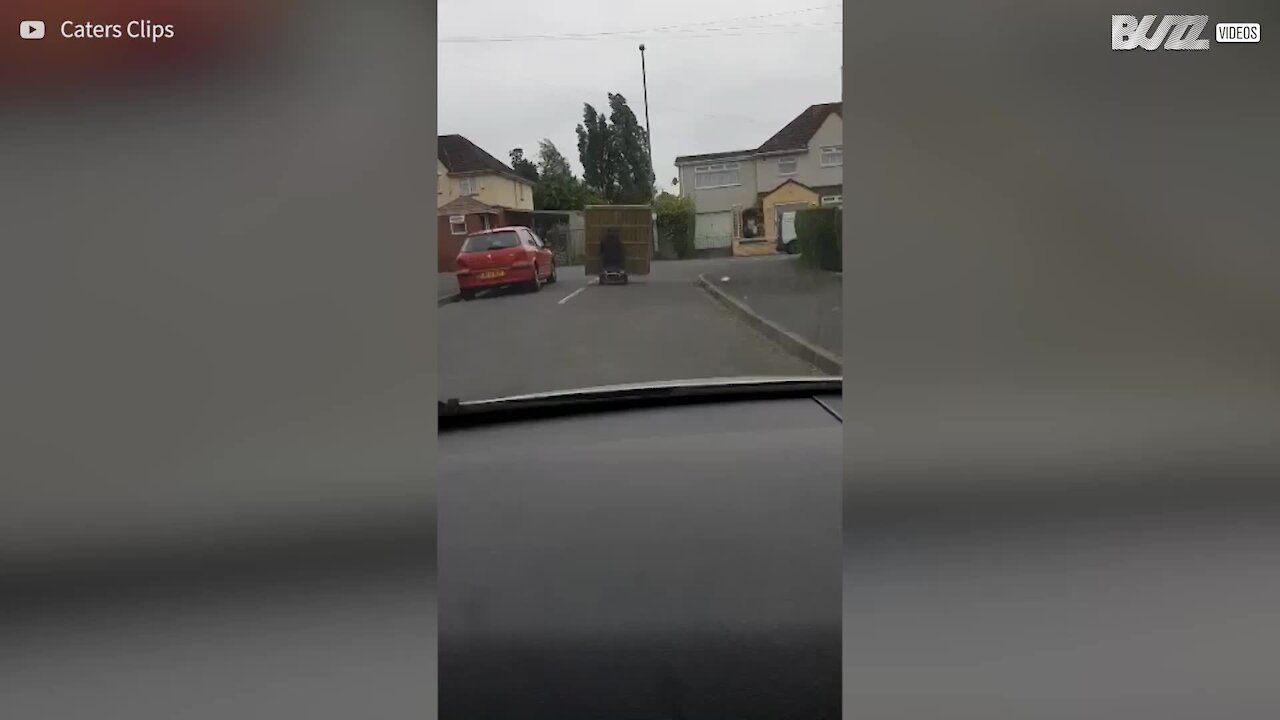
[558,287,586,304]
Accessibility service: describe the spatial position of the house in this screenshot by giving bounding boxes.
[674,103,842,256]
[437,134,535,270]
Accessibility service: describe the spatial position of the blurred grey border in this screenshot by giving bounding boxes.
[844,1,1280,717]
[1,1,438,717]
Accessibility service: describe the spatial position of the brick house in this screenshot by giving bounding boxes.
[437,134,535,270]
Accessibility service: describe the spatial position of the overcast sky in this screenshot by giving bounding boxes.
[438,0,842,190]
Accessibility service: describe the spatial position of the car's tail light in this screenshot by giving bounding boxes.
[510,250,535,268]
[454,255,470,273]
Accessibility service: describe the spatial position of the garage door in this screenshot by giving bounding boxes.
[694,211,733,250]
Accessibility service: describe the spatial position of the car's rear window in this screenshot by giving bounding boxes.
[461,231,520,252]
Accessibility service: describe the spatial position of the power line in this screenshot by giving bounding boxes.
[438,4,842,43]
[440,22,842,44]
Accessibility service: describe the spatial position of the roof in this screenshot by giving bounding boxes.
[674,148,755,165]
[437,134,527,181]
[437,195,499,216]
[758,178,817,199]
[674,101,842,166]
[756,102,842,154]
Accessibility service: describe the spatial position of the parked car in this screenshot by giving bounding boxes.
[454,226,557,300]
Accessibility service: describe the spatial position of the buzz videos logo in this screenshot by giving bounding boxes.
[1113,15,1209,49]
[1113,15,1261,50]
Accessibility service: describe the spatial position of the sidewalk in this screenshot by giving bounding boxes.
[700,256,842,363]
[438,272,459,300]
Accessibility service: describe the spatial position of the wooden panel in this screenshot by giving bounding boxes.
[583,205,653,276]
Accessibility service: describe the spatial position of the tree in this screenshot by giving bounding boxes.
[576,104,613,199]
[607,93,655,204]
[508,148,539,183]
[536,139,573,180]
[575,94,654,204]
[531,138,600,211]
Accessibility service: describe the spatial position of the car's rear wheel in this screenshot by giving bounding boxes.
[528,265,542,292]
[785,240,798,254]
[548,262,558,284]
[459,289,475,301]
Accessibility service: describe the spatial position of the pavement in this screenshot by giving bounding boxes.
[438,255,840,401]
[700,255,842,358]
[438,272,458,300]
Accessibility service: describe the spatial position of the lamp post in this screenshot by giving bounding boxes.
[639,43,657,251]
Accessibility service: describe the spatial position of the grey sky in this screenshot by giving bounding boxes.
[438,0,842,191]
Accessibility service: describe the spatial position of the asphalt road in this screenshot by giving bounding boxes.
[438,258,826,400]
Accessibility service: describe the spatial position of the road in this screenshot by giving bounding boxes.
[439,257,827,401]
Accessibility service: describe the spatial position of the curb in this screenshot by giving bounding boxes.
[697,274,842,375]
[438,293,460,307]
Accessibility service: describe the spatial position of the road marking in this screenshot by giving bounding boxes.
[558,287,586,304]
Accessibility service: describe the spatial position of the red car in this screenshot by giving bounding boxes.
[454,226,557,300]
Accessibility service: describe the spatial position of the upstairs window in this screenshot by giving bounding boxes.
[777,156,798,175]
[693,162,741,189]
[820,146,843,168]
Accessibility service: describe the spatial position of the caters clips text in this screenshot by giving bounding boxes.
[61,20,175,42]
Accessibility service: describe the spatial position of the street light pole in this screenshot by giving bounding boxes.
[639,44,653,176]
[639,43,657,251]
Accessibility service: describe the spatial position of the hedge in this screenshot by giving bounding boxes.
[795,207,842,271]
[654,192,696,259]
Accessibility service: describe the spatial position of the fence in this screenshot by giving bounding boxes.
[530,211,586,266]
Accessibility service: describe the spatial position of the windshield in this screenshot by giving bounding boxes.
[438,4,843,402]
[460,231,520,253]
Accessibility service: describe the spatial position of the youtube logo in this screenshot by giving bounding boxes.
[20,20,45,39]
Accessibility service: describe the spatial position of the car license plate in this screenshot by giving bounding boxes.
[478,270,504,280]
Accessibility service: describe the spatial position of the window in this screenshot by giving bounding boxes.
[449,215,467,235]
[518,183,524,202]
[820,146,843,168]
[460,230,520,252]
[777,156,798,175]
[459,176,477,194]
[693,162,741,189]
[820,195,842,206]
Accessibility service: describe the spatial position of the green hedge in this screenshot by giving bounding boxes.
[795,207,842,271]
[653,192,696,259]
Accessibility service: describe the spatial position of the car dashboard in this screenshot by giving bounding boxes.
[438,381,843,718]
